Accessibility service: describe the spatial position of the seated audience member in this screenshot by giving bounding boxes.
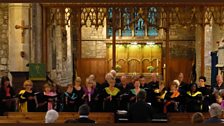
[65,104,95,123]
[18,80,38,112]
[191,112,204,124]
[204,103,224,123]
[186,83,203,112]
[45,109,59,123]
[128,90,153,123]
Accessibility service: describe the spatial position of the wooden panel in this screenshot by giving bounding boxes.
[5,112,213,123]
[116,45,128,73]
[168,57,193,84]
[77,58,107,84]
[106,44,162,75]
[142,45,162,73]
[6,112,114,124]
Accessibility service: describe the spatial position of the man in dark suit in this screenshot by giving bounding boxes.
[204,103,224,123]
[128,90,153,123]
[65,104,95,123]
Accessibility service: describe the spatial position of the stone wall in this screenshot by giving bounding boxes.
[195,26,203,83]
[204,25,213,85]
[46,8,73,87]
[0,3,8,76]
[81,25,107,58]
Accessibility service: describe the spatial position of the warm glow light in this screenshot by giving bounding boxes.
[146,42,155,45]
[131,42,138,45]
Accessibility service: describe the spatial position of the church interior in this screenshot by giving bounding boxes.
[0,0,223,124]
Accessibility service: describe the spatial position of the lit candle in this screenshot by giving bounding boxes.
[157,59,159,67]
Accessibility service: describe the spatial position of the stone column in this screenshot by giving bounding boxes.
[195,26,202,82]
[8,3,31,71]
[204,25,213,85]
[0,4,9,76]
[31,3,42,63]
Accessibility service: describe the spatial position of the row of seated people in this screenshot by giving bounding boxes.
[0,72,223,115]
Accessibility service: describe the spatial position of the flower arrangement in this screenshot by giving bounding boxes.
[147,66,157,73]
[115,64,122,72]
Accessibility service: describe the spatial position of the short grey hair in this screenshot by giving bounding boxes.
[209,103,222,118]
[45,109,59,123]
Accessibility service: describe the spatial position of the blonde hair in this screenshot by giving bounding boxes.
[23,80,33,88]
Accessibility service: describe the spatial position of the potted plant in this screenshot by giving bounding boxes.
[115,64,122,72]
[147,66,156,73]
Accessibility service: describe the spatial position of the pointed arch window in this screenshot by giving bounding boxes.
[147,7,158,36]
[121,8,132,36]
[134,8,145,37]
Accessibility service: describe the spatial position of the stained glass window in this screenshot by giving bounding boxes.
[147,7,158,36]
[134,8,145,36]
[121,8,132,36]
[107,8,119,37]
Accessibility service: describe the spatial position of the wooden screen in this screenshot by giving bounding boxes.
[106,43,162,75]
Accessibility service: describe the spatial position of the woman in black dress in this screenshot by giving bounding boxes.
[82,78,98,111]
[37,83,57,112]
[186,83,203,112]
[63,84,77,112]
[164,80,180,113]
[102,77,120,112]
[73,77,84,111]
[0,76,16,115]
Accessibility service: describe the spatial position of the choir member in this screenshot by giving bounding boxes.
[209,75,224,106]
[18,80,37,112]
[198,76,211,112]
[139,75,148,89]
[186,83,203,112]
[73,77,84,111]
[155,81,167,113]
[0,76,16,115]
[63,84,77,112]
[101,73,113,90]
[102,77,120,112]
[213,74,224,91]
[146,73,159,110]
[110,69,121,84]
[129,78,145,105]
[117,75,131,110]
[89,74,103,112]
[178,72,189,112]
[82,78,98,111]
[37,83,57,112]
[164,80,180,113]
